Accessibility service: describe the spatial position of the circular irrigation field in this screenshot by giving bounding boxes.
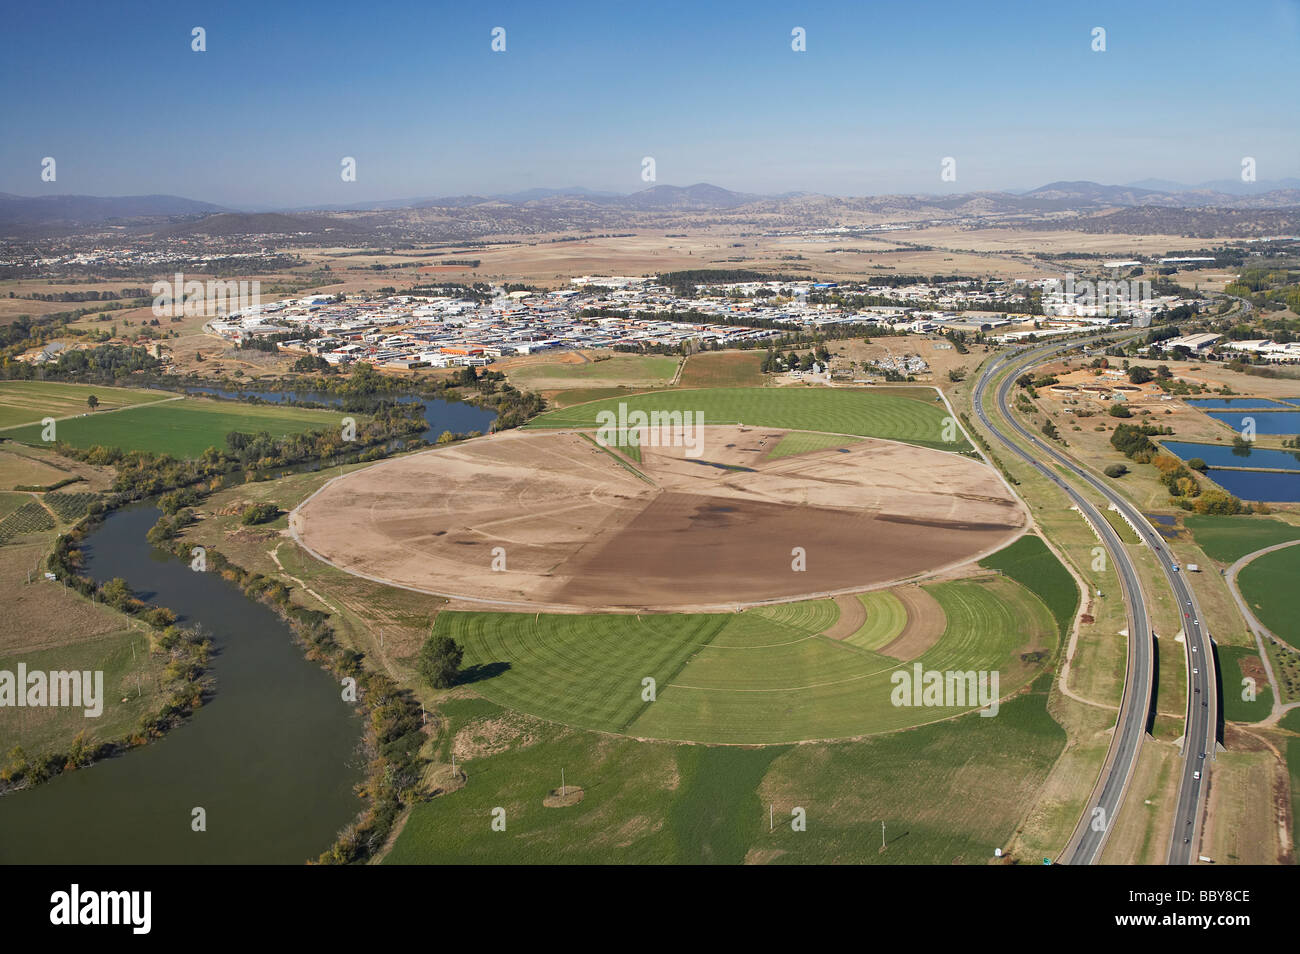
[293,392,1028,612]
[432,576,1058,744]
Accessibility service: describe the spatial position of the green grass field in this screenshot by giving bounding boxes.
[0,628,168,757]
[1237,544,1300,651]
[979,534,1079,639]
[1184,515,1300,565]
[0,381,173,430]
[385,682,1066,864]
[764,430,862,460]
[845,591,909,650]
[1101,508,1141,545]
[437,612,727,732]
[440,576,1055,744]
[526,387,969,452]
[1215,645,1274,722]
[7,397,344,458]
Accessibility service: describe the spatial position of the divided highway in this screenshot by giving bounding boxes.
[971,339,1216,864]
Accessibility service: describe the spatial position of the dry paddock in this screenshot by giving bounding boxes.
[293,426,1028,612]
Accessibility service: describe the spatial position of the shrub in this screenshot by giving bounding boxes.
[241,503,280,525]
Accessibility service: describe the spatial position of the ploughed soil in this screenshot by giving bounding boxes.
[294,426,1028,612]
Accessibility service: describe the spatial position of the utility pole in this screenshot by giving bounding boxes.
[881,820,886,851]
[770,804,774,833]
[561,768,566,798]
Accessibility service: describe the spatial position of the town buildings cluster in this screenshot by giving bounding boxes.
[204,274,1204,370]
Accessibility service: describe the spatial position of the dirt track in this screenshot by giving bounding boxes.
[293,426,1029,612]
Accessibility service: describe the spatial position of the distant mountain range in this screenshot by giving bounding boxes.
[0,192,227,227]
[3,180,1299,238]
[1126,177,1300,195]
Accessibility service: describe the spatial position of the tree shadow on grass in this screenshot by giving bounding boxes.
[457,661,511,685]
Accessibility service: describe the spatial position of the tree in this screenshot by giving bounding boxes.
[100,577,132,610]
[418,634,464,689]
[1128,366,1154,385]
[1104,463,1129,478]
[86,394,99,411]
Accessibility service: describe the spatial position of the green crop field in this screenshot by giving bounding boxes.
[8,397,344,458]
[0,381,172,429]
[764,430,862,460]
[1215,645,1274,722]
[750,598,839,634]
[1184,515,1300,565]
[845,591,908,650]
[441,576,1055,744]
[436,611,727,732]
[979,533,1078,638]
[385,683,1066,864]
[1238,544,1300,651]
[526,387,969,452]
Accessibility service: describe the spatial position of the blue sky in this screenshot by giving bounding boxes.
[2,0,1298,207]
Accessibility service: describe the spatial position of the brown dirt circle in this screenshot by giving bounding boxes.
[292,426,1029,612]
[543,787,585,808]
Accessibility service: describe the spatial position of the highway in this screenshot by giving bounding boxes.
[971,337,1216,864]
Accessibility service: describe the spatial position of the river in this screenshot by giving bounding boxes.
[184,386,497,444]
[0,505,364,863]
